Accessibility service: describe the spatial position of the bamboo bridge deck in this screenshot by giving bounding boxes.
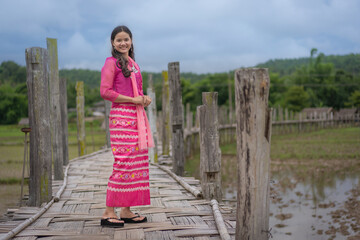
[0,149,236,240]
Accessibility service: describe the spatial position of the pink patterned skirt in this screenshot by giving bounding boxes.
[106,103,150,207]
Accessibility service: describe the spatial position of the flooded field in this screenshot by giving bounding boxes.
[222,155,360,240]
[186,128,360,240]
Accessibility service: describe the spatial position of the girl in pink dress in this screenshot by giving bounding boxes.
[100,25,154,227]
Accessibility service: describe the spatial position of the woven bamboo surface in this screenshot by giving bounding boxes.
[0,149,236,240]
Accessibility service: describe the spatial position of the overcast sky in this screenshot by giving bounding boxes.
[0,0,359,73]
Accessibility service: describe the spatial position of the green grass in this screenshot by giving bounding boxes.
[0,121,108,183]
[218,127,360,160]
[185,127,360,178]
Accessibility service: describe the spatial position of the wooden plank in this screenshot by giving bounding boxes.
[114,229,145,239]
[147,213,167,223]
[145,230,175,240]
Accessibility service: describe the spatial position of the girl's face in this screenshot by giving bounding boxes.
[112,31,132,58]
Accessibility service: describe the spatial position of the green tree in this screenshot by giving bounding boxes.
[0,83,28,124]
[346,91,360,108]
[283,86,310,112]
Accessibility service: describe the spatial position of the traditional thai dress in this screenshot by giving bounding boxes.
[100,56,153,207]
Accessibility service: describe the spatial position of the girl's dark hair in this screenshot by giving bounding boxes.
[111,25,134,77]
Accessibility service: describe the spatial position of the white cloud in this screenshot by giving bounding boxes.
[0,0,359,73]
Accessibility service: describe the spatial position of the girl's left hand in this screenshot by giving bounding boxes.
[143,95,152,107]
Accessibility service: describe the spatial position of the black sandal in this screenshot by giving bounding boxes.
[121,213,147,224]
[100,217,124,228]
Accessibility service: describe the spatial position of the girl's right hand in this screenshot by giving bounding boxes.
[132,96,144,106]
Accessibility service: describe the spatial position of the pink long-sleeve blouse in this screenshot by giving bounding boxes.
[100,56,143,102]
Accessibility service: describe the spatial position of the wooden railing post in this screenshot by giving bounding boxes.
[168,62,184,176]
[199,92,222,201]
[161,71,171,156]
[59,78,69,166]
[185,103,193,157]
[47,38,64,180]
[75,81,86,156]
[25,47,52,206]
[105,100,111,148]
[147,74,158,163]
[234,68,272,240]
[228,72,234,124]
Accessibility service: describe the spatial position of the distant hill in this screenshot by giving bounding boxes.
[256,53,360,76]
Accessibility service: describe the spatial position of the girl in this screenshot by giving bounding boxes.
[100,25,154,227]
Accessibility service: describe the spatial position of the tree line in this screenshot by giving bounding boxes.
[0,49,359,124]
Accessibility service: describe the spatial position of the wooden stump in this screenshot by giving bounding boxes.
[234,68,272,240]
[199,92,222,201]
[25,47,52,206]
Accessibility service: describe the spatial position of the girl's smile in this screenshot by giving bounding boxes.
[112,31,132,58]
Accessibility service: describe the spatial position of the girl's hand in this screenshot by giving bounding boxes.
[132,96,144,105]
[143,95,152,107]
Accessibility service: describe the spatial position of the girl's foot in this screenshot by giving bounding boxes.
[101,213,124,224]
[120,209,146,222]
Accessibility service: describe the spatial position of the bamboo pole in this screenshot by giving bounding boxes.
[210,199,231,240]
[153,163,202,199]
[234,68,272,240]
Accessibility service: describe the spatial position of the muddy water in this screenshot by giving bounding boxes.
[220,155,360,240]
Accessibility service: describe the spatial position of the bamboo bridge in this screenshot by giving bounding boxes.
[0,149,236,240]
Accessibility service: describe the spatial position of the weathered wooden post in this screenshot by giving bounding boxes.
[168,62,184,176]
[194,106,201,153]
[234,68,272,240]
[185,103,193,157]
[199,92,222,201]
[161,71,171,156]
[59,78,69,166]
[147,74,158,163]
[47,38,64,180]
[76,81,86,156]
[228,72,234,124]
[105,100,112,148]
[26,47,52,206]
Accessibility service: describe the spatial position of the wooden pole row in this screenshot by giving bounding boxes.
[25,39,69,207]
[159,64,272,240]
